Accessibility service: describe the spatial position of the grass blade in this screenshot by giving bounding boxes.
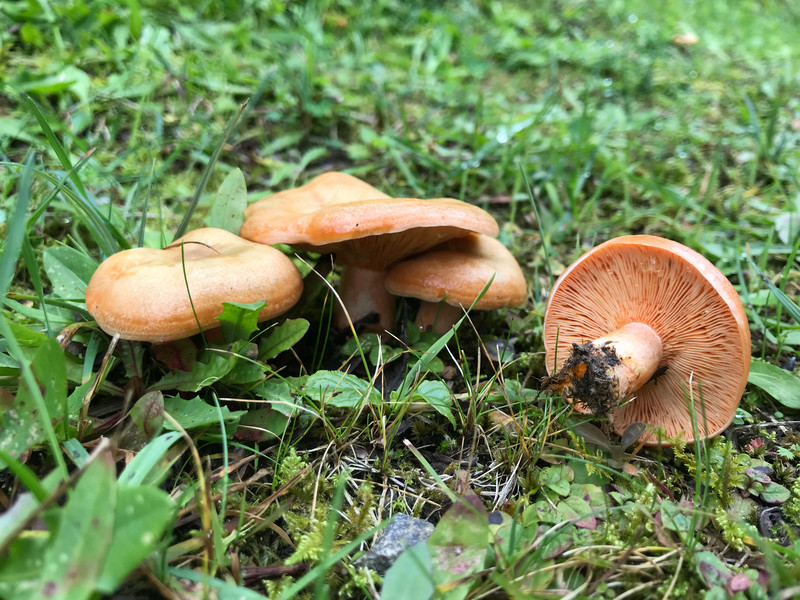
[746,255,800,325]
[173,101,248,240]
[0,156,68,477]
[520,163,554,284]
[20,96,123,256]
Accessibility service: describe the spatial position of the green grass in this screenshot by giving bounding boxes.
[2,0,800,598]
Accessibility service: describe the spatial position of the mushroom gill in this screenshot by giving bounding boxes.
[543,236,750,445]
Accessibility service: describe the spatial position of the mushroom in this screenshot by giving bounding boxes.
[542,235,750,445]
[384,233,527,333]
[85,228,303,342]
[240,172,499,332]
[672,32,699,46]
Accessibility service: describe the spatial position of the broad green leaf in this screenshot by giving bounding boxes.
[236,407,292,441]
[783,330,800,346]
[208,167,247,233]
[748,358,800,409]
[489,511,539,563]
[163,396,246,431]
[17,66,92,103]
[259,318,309,360]
[539,465,573,497]
[150,346,241,392]
[0,339,67,469]
[216,300,265,342]
[428,500,489,600]
[759,482,791,504]
[34,453,117,600]
[0,537,50,597]
[128,391,165,439]
[4,320,49,348]
[557,496,595,529]
[695,550,732,589]
[221,349,266,385]
[256,379,298,417]
[303,370,380,408]
[381,543,434,600]
[524,499,559,525]
[152,338,197,372]
[96,486,174,593]
[410,380,455,427]
[570,483,607,510]
[42,245,98,301]
[660,500,692,532]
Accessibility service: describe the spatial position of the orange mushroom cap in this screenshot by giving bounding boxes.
[543,235,750,445]
[241,172,499,269]
[240,172,499,331]
[85,228,303,342]
[385,233,527,332]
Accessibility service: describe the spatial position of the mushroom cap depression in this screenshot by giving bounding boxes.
[385,233,527,309]
[240,172,499,269]
[543,235,750,445]
[85,228,303,342]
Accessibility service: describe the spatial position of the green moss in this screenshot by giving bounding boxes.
[783,478,800,527]
[713,505,749,551]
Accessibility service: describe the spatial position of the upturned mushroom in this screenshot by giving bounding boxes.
[240,172,499,332]
[85,228,303,342]
[384,233,527,333]
[542,235,750,445]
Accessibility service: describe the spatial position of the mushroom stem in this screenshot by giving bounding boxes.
[335,266,395,333]
[545,322,663,415]
[414,301,463,334]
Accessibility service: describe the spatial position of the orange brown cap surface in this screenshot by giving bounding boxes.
[385,233,527,308]
[240,172,499,269]
[85,228,303,342]
[385,233,527,332]
[543,235,750,445]
[240,172,499,332]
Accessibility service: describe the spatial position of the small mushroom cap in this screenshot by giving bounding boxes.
[672,32,699,46]
[543,235,751,444]
[384,233,527,309]
[240,172,499,269]
[85,228,303,342]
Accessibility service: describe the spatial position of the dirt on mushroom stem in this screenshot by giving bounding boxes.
[542,341,624,416]
[542,321,665,417]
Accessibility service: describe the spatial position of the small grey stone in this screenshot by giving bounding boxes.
[353,514,434,574]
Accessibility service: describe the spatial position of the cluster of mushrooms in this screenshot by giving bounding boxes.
[85,173,751,446]
[86,172,527,341]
